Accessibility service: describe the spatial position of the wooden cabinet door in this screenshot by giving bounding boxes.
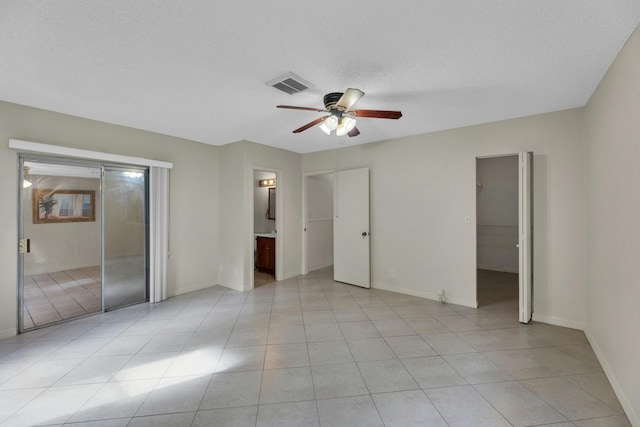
[256,237,275,273]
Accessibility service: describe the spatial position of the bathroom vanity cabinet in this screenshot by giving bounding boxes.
[256,236,275,274]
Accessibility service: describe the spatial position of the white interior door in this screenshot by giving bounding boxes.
[518,152,533,323]
[334,168,370,288]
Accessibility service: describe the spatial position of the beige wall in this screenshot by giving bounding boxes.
[217,141,247,290]
[584,25,640,425]
[0,101,220,337]
[302,108,586,328]
[218,140,302,291]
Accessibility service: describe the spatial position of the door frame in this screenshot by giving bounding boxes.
[475,152,533,323]
[17,154,104,332]
[12,139,172,334]
[248,165,283,289]
[301,169,335,275]
[17,156,25,333]
[518,152,533,323]
[16,154,151,332]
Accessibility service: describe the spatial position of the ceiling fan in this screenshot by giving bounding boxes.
[277,88,402,137]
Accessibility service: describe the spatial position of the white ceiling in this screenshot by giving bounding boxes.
[1,1,639,154]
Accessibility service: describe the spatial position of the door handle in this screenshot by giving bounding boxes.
[362,232,368,237]
[18,238,30,254]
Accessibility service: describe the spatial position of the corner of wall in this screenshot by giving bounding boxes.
[372,281,478,309]
[531,313,584,331]
[0,328,16,340]
[584,327,640,426]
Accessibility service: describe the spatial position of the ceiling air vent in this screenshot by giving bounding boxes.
[266,72,314,95]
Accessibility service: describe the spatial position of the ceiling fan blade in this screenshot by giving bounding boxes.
[292,116,328,133]
[347,127,360,137]
[352,109,403,119]
[336,88,365,110]
[277,105,327,112]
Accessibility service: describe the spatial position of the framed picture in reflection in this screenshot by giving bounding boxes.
[33,189,96,224]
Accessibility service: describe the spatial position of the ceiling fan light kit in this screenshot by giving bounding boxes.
[336,116,356,136]
[277,88,402,138]
[319,122,331,135]
[325,115,339,130]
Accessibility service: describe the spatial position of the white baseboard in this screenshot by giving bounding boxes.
[0,328,16,340]
[445,294,478,309]
[213,282,245,292]
[171,282,219,297]
[220,282,243,292]
[280,270,300,281]
[531,313,584,330]
[372,282,478,309]
[584,328,639,427]
[477,264,519,274]
[308,262,333,273]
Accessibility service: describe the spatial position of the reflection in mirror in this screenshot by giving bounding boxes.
[268,187,276,220]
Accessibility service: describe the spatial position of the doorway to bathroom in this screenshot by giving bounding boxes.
[253,170,277,287]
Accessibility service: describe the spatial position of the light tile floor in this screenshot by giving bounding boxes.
[0,267,629,426]
[23,266,102,329]
[254,269,276,288]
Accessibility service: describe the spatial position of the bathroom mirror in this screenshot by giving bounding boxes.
[267,187,276,220]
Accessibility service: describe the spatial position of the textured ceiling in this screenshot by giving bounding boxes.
[1,1,639,154]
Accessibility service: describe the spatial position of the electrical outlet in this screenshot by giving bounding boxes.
[390,269,396,278]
